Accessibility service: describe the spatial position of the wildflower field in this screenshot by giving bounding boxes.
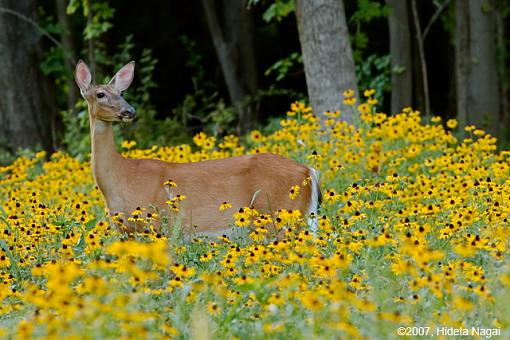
[1,93,509,339]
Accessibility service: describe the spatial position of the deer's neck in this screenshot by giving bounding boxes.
[90,117,125,198]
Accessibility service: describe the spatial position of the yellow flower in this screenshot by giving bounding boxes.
[121,140,137,149]
[465,124,476,132]
[200,252,215,262]
[368,97,378,105]
[263,323,285,333]
[318,215,331,231]
[300,291,323,311]
[453,296,474,311]
[363,89,375,97]
[233,275,255,285]
[324,189,340,203]
[358,103,371,115]
[307,150,322,161]
[250,130,263,142]
[453,244,476,257]
[249,228,268,242]
[169,277,183,288]
[171,263,196,278]
[268,293,284,305]
[174,245,186,254]
[234,216,251,227]
[166,194,186,212]
[0,253,10,268]
[16,320,33,338]
[289,185,300,200]
[446,119,458,129]
[473,129,485,136]
[343,89,355,98]
[219,201,232,211]
[163,179,177,187]
[207,302,221,316]
[174,194,186,201]
[131,207,145,217]
[343,97,357,105]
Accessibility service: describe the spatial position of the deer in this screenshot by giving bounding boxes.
[75,60,321,237]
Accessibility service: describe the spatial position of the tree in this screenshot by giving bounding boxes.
[455,0,500,136]
[202,0,258,134]
[0,0,57,153]
[495,1,510,139]
[387,0,412,114]
[295,0,358,122]
[56,0,78,112]
[454,0,469,127]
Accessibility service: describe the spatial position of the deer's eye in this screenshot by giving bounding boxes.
[96,93,106,99]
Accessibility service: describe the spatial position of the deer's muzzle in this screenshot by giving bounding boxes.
[118,106,136,122]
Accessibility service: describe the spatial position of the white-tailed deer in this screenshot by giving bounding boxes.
[75,60,321,236]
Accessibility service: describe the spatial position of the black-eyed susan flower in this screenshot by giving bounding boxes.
[307,150,322,162]
[300,291,323,311]
[121,140,137,149]
[367,97,378,105]
[207,302,221,316]
[343,89,355,98]
[363,89,375,97]
[343,96,356,105]
[249,228,268,242]
[289,185,300,200]
[446,118,458,129]
[234,216,250,227]
[358,103,371,115]
[200,252,215,262]
[163,179,177,188]
[324,189,340,203]
[233,275,254,285]
[0,254,10,268]
[250,130,263,142]
[219,201,232,211]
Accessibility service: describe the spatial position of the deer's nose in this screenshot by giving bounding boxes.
[119,105,136,122]
[121,106,135,117]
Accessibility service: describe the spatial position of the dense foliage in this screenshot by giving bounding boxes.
[0,93,509,338]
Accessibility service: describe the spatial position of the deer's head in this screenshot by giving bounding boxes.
[75,60,136,122]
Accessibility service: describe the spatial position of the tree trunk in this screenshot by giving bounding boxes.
[87,5,96,76]
[496,2,509,138]
[467,0,499,135]
[387,0,412,114]
[295,0,358,122]
[0,0,57,153]
[410,0,431,117]
[454,0,469,128]
[201,0,258,134]
[454,0,500,136]
[56,0,78,112]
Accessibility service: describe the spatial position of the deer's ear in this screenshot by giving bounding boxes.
[75,60,92,92]
[108,61,135,91]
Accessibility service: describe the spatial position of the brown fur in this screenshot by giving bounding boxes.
[108,153,312,234]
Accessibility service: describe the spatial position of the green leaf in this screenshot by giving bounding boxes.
[392,65,406,74]
[265,52,302,82]
[350,0,388,24]
[66,0,80,15]
[262,0,295,22]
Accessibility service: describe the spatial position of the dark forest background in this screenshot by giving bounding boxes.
[0,0,509,160]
